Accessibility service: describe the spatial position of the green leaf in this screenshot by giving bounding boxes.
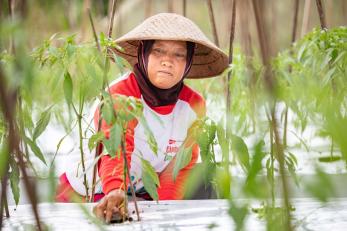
[103,123,121,158]
[101,102,115,125]
[318,155,341,163]
[139,116,158,155]
[24,136,47,165]
[9,158,20,205]
[63,71,73,105]
[141,158,159,201]
[231,135,250,173]
[32,106,52,141]
[173,146,192,181]
[228,200,248,231]
[304,167,335,202]
[88,131,105,152]
[0,141,9,177]
[217,120,229,163]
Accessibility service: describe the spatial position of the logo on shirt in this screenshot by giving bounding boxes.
[164,139,179,161]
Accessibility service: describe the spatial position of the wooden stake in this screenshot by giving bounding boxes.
[315,0,327,29]
[145,0,152,18]
[301,0,312,37]
[168,0,174,13]
[284,0,300,148]
[183,0,187,17]
[226,0,237,132]
[206,0,220,47]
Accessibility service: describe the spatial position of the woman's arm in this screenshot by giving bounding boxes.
[157,143,199,200]
[94,106,137,194]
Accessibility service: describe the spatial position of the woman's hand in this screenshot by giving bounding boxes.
[92,189,125,223]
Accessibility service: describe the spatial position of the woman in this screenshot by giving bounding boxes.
[56,13,228,223]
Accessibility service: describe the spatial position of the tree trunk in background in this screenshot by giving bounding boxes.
[301,0,312,37]
[183,0,186,16]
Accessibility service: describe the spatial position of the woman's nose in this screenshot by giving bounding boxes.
[161,60,173,68]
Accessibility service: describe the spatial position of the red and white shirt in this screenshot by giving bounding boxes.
[66,72,205,200]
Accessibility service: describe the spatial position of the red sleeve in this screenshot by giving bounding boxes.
[157,143,199,200]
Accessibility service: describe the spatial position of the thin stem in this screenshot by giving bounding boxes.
[77,113,89,200]
[265,108,275,207]
[88,8,101,52]
[120,131,140,221]
[108,0,117,38]
[0,168,10,227]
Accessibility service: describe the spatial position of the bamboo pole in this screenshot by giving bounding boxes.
[315,0,327,29]
[251,1,292,230]
[270,0,277,55]
[8,0,15,54]
[183,0,186,17]
[301,0,312,37]
[168,0,174,13]
[343,0,347,25]
[225,0,237,172]
[206,0,220,47]
[283,0,300,148]
[145,0,152,18]
[227,0,237,133]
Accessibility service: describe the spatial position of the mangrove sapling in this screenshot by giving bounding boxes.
[63,70,89,200]
[83,3,140,222]
[252,0,293,230]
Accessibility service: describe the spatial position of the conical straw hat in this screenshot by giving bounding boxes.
[109,13,229,79]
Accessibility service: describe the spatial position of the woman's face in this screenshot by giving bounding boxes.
[147,40,187,89]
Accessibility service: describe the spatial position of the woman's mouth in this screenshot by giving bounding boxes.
[157,70,173,76]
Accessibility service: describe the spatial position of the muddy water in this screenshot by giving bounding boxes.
[3,199,347,230]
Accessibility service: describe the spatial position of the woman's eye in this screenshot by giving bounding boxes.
[153,48,165,55]
[175,53,186,58]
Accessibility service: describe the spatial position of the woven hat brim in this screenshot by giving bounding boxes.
[108,13,229,79]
